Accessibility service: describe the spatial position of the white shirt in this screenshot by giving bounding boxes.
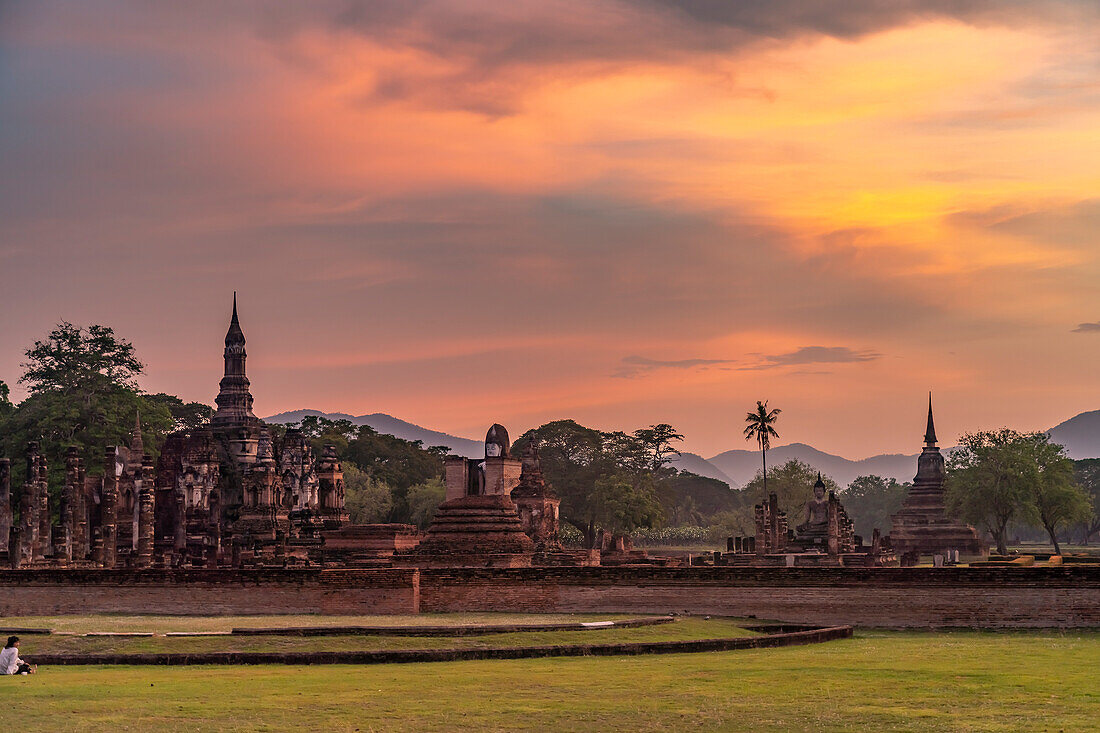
[0,646,21,674]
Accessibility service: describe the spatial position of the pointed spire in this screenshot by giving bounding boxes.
[924,392,937,446]
[225,292,245,346]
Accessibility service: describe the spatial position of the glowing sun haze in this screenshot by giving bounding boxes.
[3,0,1100,458]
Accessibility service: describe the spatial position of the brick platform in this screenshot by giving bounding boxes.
[2,567,1099,628]
[0,568,419,615]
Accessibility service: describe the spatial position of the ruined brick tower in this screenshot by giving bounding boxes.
[213,292,257,427]
[890,395,986,557]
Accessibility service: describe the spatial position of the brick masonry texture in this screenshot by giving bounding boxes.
[0,569,419,615]
[2,567,1099,627]
[417,567,1100,628]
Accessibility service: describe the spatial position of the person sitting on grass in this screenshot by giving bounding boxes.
[1,636,36,675]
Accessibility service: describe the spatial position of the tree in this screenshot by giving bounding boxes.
[1023,439,1091,554]
[0,380,12,419]
[1072,459,1100,544]
[946,429,1052,555]
[20,322,143,398]
[296,415,359,457]
[143,393,213,432]
[513,419,672,548]
[655,471,740,527]
[588,471,662,535]
[406,478,446,529]
[343,463,394,524]
[744,401,780,502]
[633,424,684,471]
[843,475,909,540]
[341,425,446,522]
[740,459,839,524]
[1,323,175,487]
[270,418,447,524]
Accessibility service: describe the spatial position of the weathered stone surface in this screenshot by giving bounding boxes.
[99,447,119,568]
[511,441,562,550]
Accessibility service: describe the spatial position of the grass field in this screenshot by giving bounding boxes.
[2,617,752,655]
[3,627,1097,731]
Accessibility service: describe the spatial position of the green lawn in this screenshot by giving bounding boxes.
[4,630,1097,732]
[6,618,752,655]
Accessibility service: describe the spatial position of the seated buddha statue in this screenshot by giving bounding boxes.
[795,474,830,541]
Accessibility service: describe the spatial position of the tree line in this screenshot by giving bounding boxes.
[3,322,1099,552]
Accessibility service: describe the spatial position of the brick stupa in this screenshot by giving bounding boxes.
[405,424,536,567]
[890,397,986,558]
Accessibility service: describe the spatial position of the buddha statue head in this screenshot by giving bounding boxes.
[485,424,510,459]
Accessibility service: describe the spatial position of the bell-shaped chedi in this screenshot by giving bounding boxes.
[890,395,986,557]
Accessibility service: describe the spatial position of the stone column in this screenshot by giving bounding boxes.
[826,492,840,556]
[18,482,36,567]
[56,447,78,563]
[100,446,119,568]
[22,443,40,564]
[136,454,155,568]
[35,452,50,561]
[0,458,10,558]
[72,460,88,561]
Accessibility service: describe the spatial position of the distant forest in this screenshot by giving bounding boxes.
[3,321,1099,551]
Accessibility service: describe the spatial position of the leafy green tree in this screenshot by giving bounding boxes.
[1072,459,1100,544]
[296,415,359,456]
[343,425,446,522]
[740,459,838,525]
[406,478,446,529]
[343,463,394,524]
[633,423,684,471]
[588,471,663,535]
[946,429,1069,555]
[143,393,213,432]
[0,380,12,419]
[2,323,174,486]
[843,475,909,540]
[706,508,756,543]
[513,419,670,547]
[656,471,740,526]
[744,400,780,502]
[21,322,143,398]
[1023,440,1090,554]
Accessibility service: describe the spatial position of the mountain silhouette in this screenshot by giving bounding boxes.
[1046,409,1100,459]
[263,408,1100,487]
[263,409,484,457]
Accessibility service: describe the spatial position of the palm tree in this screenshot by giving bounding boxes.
[744,400,781,502]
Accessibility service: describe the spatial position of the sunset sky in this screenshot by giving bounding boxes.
[3,1,1100,459]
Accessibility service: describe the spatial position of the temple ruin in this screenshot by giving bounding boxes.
[889,396,986,560]
[0,298,599,570]
[0,297,351,569]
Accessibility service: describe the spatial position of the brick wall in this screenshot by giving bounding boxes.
[0,568,419,615]
[419,567,1100,628]
[2,566,1098,627]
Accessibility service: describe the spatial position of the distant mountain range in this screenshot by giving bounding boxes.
[263,408,1100,488]
[263,409,485,457]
